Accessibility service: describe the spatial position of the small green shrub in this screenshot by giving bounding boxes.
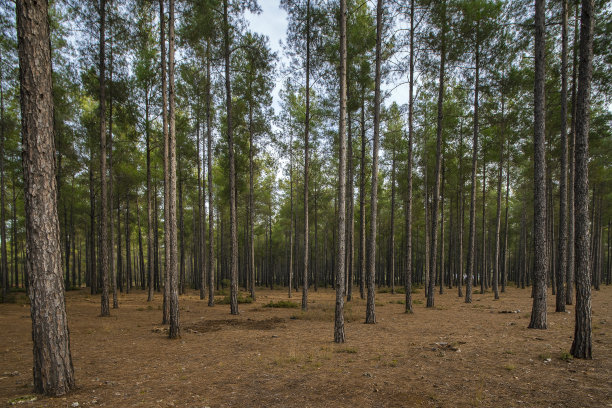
[216,295,253,304]
[559,352,573,362]
[264,300,299,308]
[335,347,358,354]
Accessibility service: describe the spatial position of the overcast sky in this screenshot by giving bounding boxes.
[245,0,409,115]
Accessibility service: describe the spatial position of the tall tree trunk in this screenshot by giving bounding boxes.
[346,111,354,300]
[0,48,7,302]
[302,0,311,310]
[458,124,464,298]
[109,22,117,308]
[17,0,75,393]
[167,0,180,338]
[334,0,347,343]
[529,0,548,330]
[206,43,215,306]
[465,33,479,304]
[99,0,110,316]
[248,81,256,300]
[502,137,510,293]
[428,0,446,307]
[439,160,445,294]
[288,132,294,298]
[126,198,131,293]
[493,106,504,300]
[359,94,366,300]
[223,0,239,315]
[567,1,579,306]
[162,0,171,325]
[197,118,204,299]
[179,162,185,295]
[557,0,569,312]
[481,160,486,294]
[365,0,383,324]
[390,142,396,294]
[570,0,594,358]
[404,0,415,313]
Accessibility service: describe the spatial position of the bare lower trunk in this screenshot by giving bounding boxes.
[17,0,75,393]
[223,0,239,315]
[167,0,180,338]
[365,0,383,324]
[556,0,569,312]
[99,0,110,317]
[570,0,594,359]
[405,0,415,313]
[529,0,548,330]
[334,0,347,343]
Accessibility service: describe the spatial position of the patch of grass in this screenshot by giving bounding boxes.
[389,299,405,304]
[375,302,385,307]
[216,295,253,305]
[538,353,551,361]
[8,395,37,405]
[335,346,358,354]
[503,364,515,371]
[413,299,423,305]
[264,300,299,308]
[559,352,573,362]
[503,350,515,355]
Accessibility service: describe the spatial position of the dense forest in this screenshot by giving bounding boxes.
[1,0,611,399]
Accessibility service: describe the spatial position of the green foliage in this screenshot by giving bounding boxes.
[264,300,299,308]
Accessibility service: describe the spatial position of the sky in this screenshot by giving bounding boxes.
[245,0,410,115]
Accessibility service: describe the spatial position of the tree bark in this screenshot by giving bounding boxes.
[529,0,548,330]
[404,0,415,313]
[0,47,7,302]
[570,0,594,359]
[167,0,180,338]
[206,42,215,306]
[17,0,75,393]
[302,0,311,311]
[334,0,347,343]
[359,94,366,300]
[465,36,479,304]
[428,0,446,307]
[556,0,569,313]
[365,0,383,324]
[223,0,239,315]
[99,0,110,317]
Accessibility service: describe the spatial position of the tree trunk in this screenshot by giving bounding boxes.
[167,0,180,338]
[493,104,503,300]
[223,0,239,315]
[390,141,396,295]
[570,0,594,358]
[529,0,548,330]
[0,48,7,302]
[359,94,366,300]
[465,34,479,304]
[206,43,215,306]
[405,0,415,313]
[17,0,75,393]
[365,0,383,324]
[557,0,568,310]
[99,0,110,317]
[439,160,445,295]
[334,0,348,343]
[566,3,578,305]
[481,161,487,294]
[428,2,446,307]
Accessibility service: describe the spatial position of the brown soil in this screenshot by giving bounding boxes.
[1,285,610,407]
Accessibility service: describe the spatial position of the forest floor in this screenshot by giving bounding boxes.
[0,284,611,408]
